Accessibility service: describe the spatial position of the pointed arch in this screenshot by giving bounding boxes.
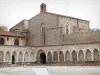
[5,51,11,62]
[53,51,58,62]
[24,52,29,62]
[65,51,70,62]
[93,49,99,61]
[0,51,4,63]
[66,22,69,34]
[72,50,77,62]
[12,51,17,64]
[47,51,52,62]
[36,49,46,64]
[41,23,45,44]
[78,50,84,62]
[59,51,64,62]
[86,49,92,61]
[18,51,23,62]
[30,52,34,62]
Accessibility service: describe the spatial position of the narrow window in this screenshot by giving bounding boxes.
[41,24,45,44]
[66,22,69,34]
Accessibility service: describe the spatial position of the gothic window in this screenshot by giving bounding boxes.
[41,24,45,44]
[66,22,69,34]
[14,39,19,46]
[0,38,5,45]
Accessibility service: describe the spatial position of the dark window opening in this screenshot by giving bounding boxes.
[0,38,5,45]
[40,53,46,64]
[14,39,19,45]
[7,38,9,41]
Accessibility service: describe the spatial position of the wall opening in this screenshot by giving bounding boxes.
[40,53,46,64]
[12,55,15,64]
[14,39,19,46]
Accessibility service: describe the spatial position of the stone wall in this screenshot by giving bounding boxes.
[10,20,28,34]
[64,31,100,45]
[59,16,89,34]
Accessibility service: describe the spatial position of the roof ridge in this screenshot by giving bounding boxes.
[45,12,89,21]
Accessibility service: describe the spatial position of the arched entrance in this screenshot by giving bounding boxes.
[12,51,17,64]
[40,53,46,64]
[12,55,15,64]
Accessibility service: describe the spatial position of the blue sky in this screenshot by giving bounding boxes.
[0,0,100,29]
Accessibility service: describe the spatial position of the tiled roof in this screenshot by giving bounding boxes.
[0,31,25,37]
[45,12,89,21]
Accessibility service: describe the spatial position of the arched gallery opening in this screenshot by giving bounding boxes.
[14,39,19,46]
[0,38,5,45]
[5,51,11,62]
[59,51,64,62]
[30,52,34,62]
[24,52,29,62]
[65,51,70,62]
[53,51,58,62]
[47,51,52,62]
[86,49,92,61]
[72,50,77,62]
[93,49,99,61]
[12,51,17,64]
[18,51,23,62]
[78,50,84,62]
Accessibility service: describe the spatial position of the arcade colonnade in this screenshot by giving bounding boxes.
[0,43,100,64]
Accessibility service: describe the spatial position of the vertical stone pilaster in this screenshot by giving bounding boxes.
[29,54,30,62]
[52,53,53,62]
[16,53,18,63]
[84,52,86,61]
[77,52,79,62]
[64,52,66,62]
[22,54,24,62]
[3,52,5,63]
[91,51,94,61]
[46,52,48,62]
[58,53,60,62]
[70,52,72,62]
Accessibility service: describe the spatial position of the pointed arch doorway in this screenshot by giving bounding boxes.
[36,50,46,64]
[12,55,15,64]
[40,53,46,64]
